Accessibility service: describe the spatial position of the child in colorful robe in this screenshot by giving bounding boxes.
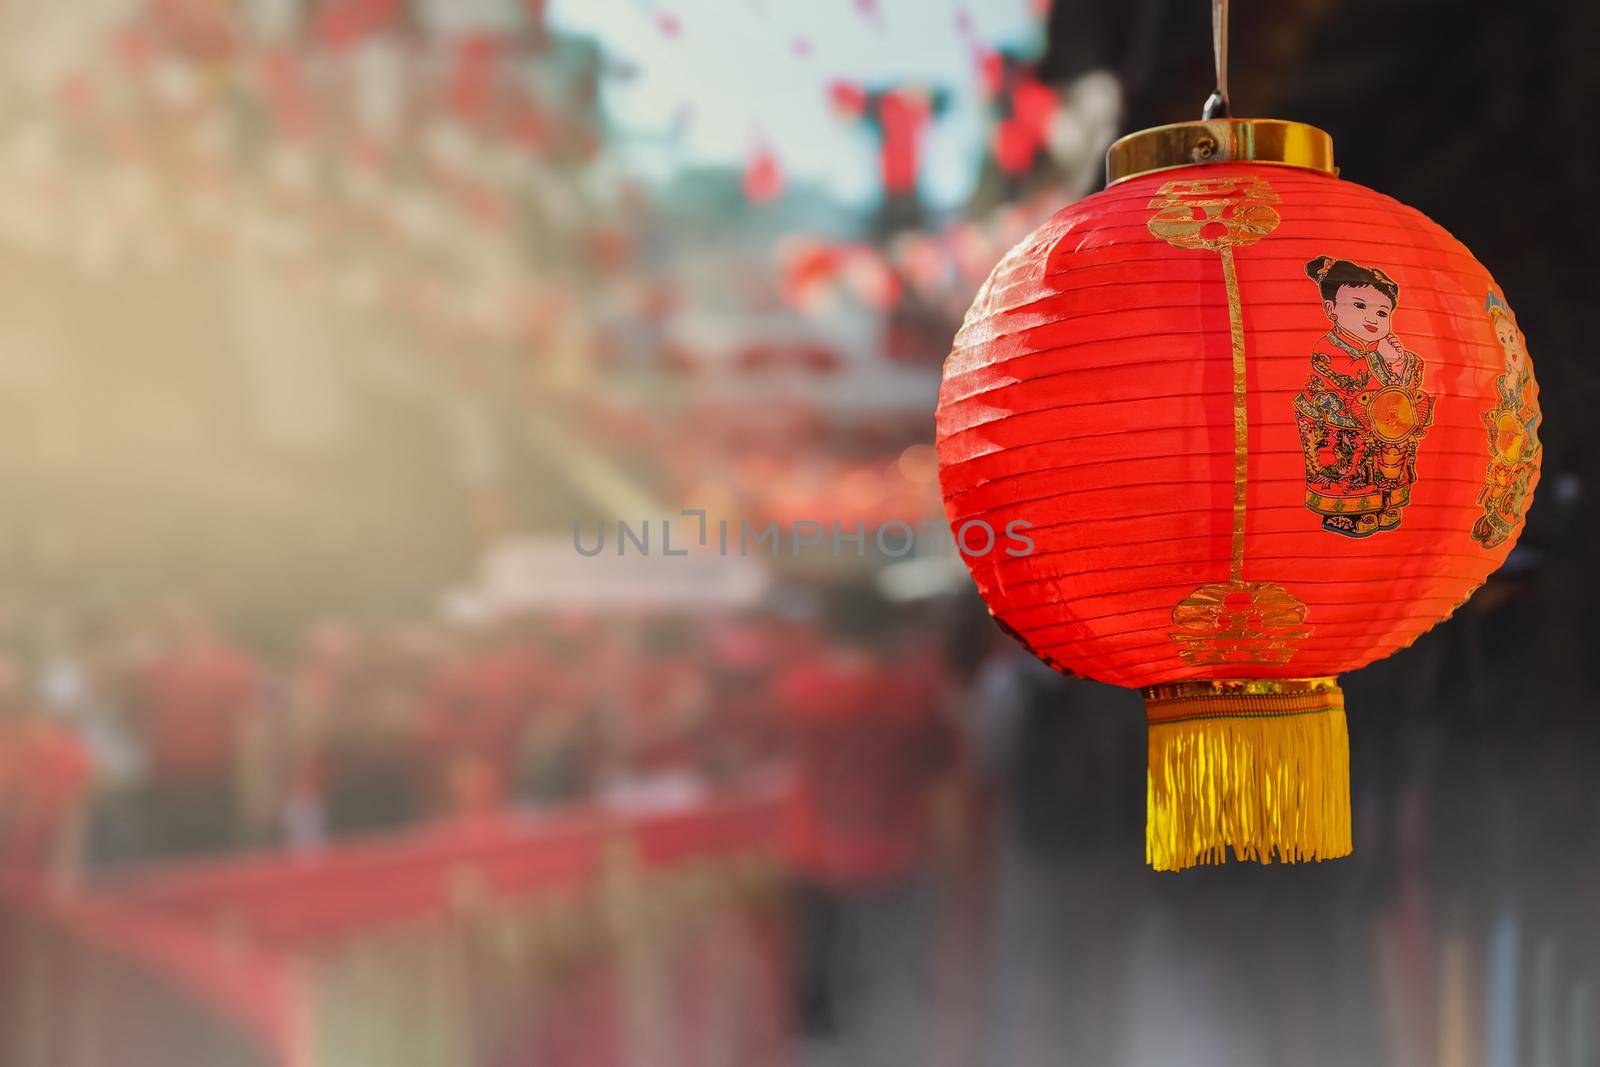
[1293,256,1435,537]
[1471,290,1542,547]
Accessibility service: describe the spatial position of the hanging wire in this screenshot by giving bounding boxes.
[1202,0,1230,119]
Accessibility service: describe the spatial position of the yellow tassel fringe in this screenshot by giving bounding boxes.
[1144,681,1351,872]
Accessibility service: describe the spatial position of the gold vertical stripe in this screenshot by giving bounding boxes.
[1219,243,1248,584]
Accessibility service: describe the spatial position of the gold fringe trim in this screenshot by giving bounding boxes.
[1144,680,1351,871]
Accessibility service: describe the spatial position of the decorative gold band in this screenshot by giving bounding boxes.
[1144,677,1340,702]
[1142,677,1343,724]
[1107,119,1336,185]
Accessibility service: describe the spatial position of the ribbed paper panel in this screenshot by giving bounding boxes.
[937,163,1541,688]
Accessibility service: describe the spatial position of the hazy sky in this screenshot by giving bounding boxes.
[548,0,1042,208]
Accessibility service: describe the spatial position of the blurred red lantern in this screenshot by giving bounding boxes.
[742,145,785,203]
[937,120,1542,870]
[314,0,403,50]
[978,51,1058,177]
[448,35,503,124]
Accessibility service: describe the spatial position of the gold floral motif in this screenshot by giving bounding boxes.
[1170,580,1311,667]
[1146,176,1281,251]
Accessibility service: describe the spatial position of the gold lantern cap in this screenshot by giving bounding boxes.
[1106,118,1336,186]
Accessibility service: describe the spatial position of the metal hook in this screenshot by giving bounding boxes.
[1202,0,1230,119]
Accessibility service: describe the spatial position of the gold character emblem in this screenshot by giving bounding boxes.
[1170,581,1311,667]
[1146,176,1280,251]
[1364,385,1419,443]
[1492,410,1527,464]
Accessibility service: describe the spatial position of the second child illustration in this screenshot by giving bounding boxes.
[1471,290,1541,548]
[1293,256,1435,538]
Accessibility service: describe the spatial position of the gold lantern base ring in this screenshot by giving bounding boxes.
[1142,678,1351,872]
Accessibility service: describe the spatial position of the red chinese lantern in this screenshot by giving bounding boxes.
[937,119,1541,870]
[742,144,785,203]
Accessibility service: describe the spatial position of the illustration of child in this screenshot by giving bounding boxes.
[1293,256,1434,538]
[1471,291,1541,547]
